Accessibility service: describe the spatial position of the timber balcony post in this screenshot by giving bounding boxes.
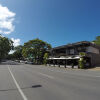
[48,60,50,66]
[58,59,60,67]
[64,59,67,68]
[53,59,55,66]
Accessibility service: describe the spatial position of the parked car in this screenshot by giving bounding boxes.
[20,60,25,63]
[15,60,20,62]
[25,61,33,64]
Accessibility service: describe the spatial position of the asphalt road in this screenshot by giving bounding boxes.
[0,60,100,100]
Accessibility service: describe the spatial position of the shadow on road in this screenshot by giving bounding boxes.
[0,63,21,65]
[0,85,42,92]
[32,85,42,88]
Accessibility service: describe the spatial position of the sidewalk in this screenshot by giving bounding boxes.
[88,67,100,71]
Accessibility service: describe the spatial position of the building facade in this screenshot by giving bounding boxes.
[47,41,100,68]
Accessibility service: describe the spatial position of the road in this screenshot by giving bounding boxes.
[0,60,100,100]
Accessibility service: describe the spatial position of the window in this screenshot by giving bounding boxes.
[87,46,100,54]
[69,49,74,54]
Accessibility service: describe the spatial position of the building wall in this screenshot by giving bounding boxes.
[87,53,100,66]
[86,46,100,66]
[86,46,100,54]
[50,44,100,67]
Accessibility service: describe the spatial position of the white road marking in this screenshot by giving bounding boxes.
[8,66,28,100]
[47,69,100,78]
[25,65,100,78]
[46,69,100,78]
[38,72,54,79]
[95,76,100,77]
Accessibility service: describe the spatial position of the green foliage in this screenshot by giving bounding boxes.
[0,35,13,61]
[79,52,86,56]
[43,53,49,65]
[78,52,86,69]
[93,36,100,45]
[22,38,52,64]
[78,58,86,69]
[13,45,23,59]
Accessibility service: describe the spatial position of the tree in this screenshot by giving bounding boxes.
[78,58,86,69]
[43,53,49,65]
[93,36,100,45]
[12,45,23,60]
[78,52,86,69]
[22,38,52,64]
[0,35,13,61]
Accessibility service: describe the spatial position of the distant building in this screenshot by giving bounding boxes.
[47,41,100,68]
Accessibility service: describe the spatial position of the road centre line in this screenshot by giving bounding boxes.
[42,68,100,78]
[95,76,100,77]
[38,72,54,79]
[8,66,28,100]
[41,69,100,78]
[26,65,100,78]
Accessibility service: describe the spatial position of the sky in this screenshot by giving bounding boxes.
[0,0,100,47]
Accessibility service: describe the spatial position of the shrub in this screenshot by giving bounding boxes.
[78,58,86,69]
[79,52,86,56]
[43,53,49,65]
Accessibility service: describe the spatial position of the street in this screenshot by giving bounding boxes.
[0,60,100,100]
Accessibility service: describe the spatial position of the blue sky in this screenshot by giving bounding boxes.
[0,0,100,47]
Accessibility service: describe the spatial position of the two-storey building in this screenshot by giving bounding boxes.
[47,41,100,68]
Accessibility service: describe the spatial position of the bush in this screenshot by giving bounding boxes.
[79,52,86,56]
[78,58,86,69]
[43,53,49,65]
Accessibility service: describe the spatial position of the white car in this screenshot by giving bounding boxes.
[20,60,25,63]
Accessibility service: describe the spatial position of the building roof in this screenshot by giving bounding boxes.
[51,41,100,50]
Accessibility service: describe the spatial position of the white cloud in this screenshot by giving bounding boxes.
[0,4,16,34]
[9,38,21,54]
[9,50,15,54]
[11,38,20,47]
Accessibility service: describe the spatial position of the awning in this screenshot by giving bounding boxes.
[48,56,80,60]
